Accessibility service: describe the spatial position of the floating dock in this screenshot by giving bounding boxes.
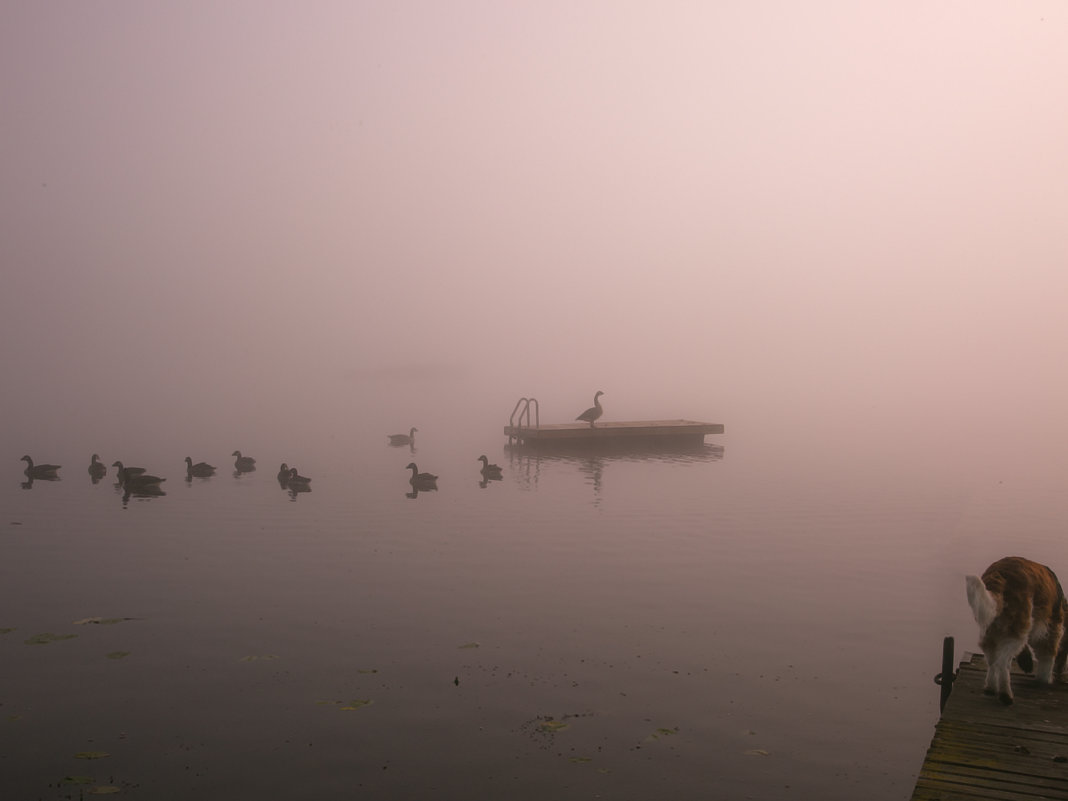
[504,419,724,447]
[911,651,1068,800]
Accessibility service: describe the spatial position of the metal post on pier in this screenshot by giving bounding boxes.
[933,636,955,713]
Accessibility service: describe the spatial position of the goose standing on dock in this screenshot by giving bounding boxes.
[477,455,503,479]
[576,391,605,428]
[388,427,417,446]
[232,450,256,472]
[185,457,216,478]
[21,455,61,479]
[88,454,107,480]
[406,462,438,490]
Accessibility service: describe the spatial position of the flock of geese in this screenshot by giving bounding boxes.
[386,426,504,494]
[19,392,605,498]
[20,451,313,496]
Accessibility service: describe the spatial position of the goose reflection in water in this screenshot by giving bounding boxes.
[121,482,167,507]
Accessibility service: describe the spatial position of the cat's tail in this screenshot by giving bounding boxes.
[966,574,998,631]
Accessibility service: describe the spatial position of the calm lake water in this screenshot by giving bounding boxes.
[4,391,1068,800]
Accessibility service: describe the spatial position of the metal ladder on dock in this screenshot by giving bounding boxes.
[508,397,539,445]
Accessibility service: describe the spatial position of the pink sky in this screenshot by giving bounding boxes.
[2,3,1067,451]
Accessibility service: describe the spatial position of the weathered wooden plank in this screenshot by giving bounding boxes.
[910,653,1068,800]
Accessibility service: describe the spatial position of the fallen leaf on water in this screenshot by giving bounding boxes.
[539,720,569,733]
[340,699,373,711]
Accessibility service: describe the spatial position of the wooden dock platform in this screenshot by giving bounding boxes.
[911,652,1068,800]
[503,419,724,448]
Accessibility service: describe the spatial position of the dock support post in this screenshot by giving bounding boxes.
[934,636,955,713]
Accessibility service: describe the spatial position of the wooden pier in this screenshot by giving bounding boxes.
[911,652,1068,800]
[503,419,724,448]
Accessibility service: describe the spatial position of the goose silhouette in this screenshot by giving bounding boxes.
[88,454,107,479]
[389,427,417,446]
[112,461,150,484]
[21,455,61,478]
[406,462,438,489]
[185,457,216,478]
[477,455,503,478]
[576,391,604,428]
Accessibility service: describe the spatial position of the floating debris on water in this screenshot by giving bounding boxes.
[316,699,374,711]
[25,632,77,645]
[644,726,680,742]
[106,651,130,660]
[74,751,110,760]
[73,617,138,626]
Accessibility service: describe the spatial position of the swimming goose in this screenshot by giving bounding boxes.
[287,467,311,485]
[576,391,605,428]
[277,463,291,482]
[388,427,417,446]
[406,462,438,488]
[477,455,503,477]
[21,455,61,478]
[185,457,216,477]
[112,461,149,484]
[88,454,107,478]
[123,471,167,487]
[232,450,256,471]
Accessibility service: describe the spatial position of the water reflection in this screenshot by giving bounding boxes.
[287,483,311,500]
[21,474,62,490]
[506,441,724,502]
[121,483,167,508]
